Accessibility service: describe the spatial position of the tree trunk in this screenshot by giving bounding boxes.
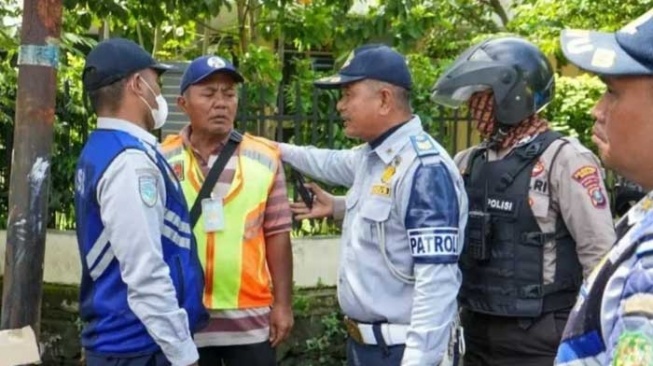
[202,21,211,54]
[136,23,144,48]
[152,24,162,56]
[249,0,258,45]
[488,0,509,29]
[102,17,110,41]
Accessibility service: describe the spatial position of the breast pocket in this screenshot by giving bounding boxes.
[359,197,393,243]
[360,197,393,222]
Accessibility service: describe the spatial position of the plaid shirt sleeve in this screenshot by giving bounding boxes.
[263,162,292,237]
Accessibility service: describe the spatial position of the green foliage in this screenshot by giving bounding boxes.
[0,0,638,231]
[292,216,342,238]
[405,53,441,132]
[238,43,283,107]
[510,0,653,62]
[544,75,606,153]
[301,312,347,365]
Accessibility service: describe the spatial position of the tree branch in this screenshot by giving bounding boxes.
[482,0,510,28]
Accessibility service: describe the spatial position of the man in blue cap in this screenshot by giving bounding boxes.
[75,38,208,366]
[161,55,294,366]
[277,44,467,365]
[555,9,653,366]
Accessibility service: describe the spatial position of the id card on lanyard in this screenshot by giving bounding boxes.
[202,196,225,232]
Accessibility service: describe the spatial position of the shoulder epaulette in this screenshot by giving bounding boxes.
[410,133,440,159]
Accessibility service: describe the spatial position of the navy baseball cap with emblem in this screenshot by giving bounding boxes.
[180,55,245,94]
[561,9,653,76]
[314,44,412,90]
[83,38,172,92]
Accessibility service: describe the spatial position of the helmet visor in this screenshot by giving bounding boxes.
[431,84,491,109]
[430,59,518,109]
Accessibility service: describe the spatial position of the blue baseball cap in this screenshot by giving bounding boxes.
[314,44,412,90]
[561,9,653,76]
[180,55,244,94]
[83,38,171,92]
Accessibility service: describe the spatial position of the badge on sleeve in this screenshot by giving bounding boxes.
[613,331,653,366]
[139,176,158,207]
[572,165,607,208]
[532,161,544,177]
[202,198,225,232]
[572,166,599,186]
[408,227,459,264]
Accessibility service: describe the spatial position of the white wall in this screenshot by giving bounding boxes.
[0,231,341,288]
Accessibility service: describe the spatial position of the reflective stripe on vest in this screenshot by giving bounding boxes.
[163,133,278,309]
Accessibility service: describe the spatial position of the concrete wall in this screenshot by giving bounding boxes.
[0,231,341,287]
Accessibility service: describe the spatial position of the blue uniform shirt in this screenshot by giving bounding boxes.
[280,116,468,365]
[556,191,653,365]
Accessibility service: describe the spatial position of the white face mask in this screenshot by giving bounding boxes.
[137,76,169,130]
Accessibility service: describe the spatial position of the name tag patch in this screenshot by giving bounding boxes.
[531,179,548,194]
[487,197,517,214]
[408,228,459,264]
[371,184,391,197]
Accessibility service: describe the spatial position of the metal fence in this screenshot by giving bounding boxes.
[159,62,476,152]
[230,84,476,152]
[0,77,474,230]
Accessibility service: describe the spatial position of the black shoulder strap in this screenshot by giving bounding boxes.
[189,130,243,230]
[496,130,562,191]
[463,146,487,183]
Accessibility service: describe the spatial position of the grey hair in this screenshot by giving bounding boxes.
[366,79,412,112]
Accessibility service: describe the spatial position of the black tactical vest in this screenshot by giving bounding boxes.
[460,130,583,317]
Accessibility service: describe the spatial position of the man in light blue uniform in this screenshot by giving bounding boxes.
[75,38,208,366]
[280,44,467,365]
[555,9,653,365]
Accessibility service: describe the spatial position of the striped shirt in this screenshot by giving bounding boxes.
[179,125,292,346]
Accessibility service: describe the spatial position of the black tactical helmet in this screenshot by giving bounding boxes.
[431,36,555,126]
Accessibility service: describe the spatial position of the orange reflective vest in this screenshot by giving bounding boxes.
[162,133,279,309]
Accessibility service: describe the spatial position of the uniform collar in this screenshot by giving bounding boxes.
[97,117,158,146]
[370,115,423,164]
[369,121,408,149]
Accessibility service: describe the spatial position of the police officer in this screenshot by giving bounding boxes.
[278,44,468,365]
[430,36,616,366]
[556,10,653,365]
[75,38,208,366]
